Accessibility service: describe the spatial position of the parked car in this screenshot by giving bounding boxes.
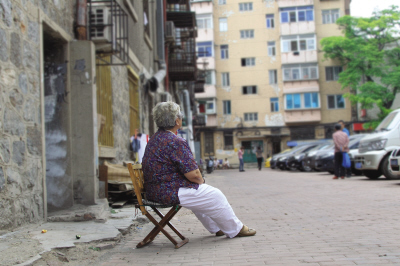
[354,109,400,179]
[277,144,320,170]
[389,148,400,175]
[314,134,367,174]
[294,143,332,172]
[269,149,292,169]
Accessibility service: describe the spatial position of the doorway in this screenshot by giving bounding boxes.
[242,140,263,163]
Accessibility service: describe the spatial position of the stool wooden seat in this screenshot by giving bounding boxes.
[127,163,189,249]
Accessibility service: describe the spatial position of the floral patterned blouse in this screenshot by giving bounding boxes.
[142,129,199,205]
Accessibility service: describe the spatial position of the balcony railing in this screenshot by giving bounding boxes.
[167,0,196,28]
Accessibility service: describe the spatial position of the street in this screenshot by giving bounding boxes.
[100,168,400,265]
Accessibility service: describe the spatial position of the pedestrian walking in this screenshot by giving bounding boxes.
[238,146,245,172]
[256,146,263,171]
[332,123,349,179]
[338,120,351,177]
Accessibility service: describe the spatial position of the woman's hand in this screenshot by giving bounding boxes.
[184,169,205,184]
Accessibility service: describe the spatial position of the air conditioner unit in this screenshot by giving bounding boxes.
[165,21,176,43]
[159,92,172,102]
[89,6,113,43]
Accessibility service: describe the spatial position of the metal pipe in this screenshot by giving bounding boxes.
[76,0,87,40]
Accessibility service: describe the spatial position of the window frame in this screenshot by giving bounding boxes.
[322,9,340,24]
[196,14,213,29]
[268,41,276,56]
[266,14,275,28]
[325,66,343,81]
[282,64,318,81]
[270,97,279,112]
[242,86,257,95]
[239,2,253,12]
[285,92,320,110]
[197,41,213,58]
[269,69,278,84]
[241,57,256,67]
[244,112,258,121]
[222,72,230,87]
[240,29,254,39]
[281,34,316,53]
[220,44,229,59]
[223,100,231,114]
[218,0,226,5]
[280,6,314,24]
[219,18,228,32]
[327,94,345,109]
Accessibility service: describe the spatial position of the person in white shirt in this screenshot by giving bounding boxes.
[222,158,230,169]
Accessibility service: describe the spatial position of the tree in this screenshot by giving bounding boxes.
[321,6,400,128]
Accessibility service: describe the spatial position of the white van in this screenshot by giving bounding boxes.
[354,109,400,179]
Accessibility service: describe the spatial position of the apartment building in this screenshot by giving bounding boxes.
[192,0,352,165]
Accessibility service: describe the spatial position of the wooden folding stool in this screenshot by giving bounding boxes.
[127,163,189,249]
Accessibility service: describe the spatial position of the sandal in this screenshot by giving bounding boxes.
[215,230,225,237]
[236,225,256,237]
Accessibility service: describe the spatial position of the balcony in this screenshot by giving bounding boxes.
[284,109,321,123]
[281,50,317,64]
[278,0,314,7]
[167,0,196,28]
[168,35,197,81]
[281,21,315,35]
[194,71,206,93]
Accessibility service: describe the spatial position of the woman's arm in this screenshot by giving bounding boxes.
[184,169,205,184]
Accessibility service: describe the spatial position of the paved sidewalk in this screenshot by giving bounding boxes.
[101,168,400,266]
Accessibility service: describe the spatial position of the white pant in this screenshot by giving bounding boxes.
[178,184,243,238]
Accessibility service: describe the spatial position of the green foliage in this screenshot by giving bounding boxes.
[321,5,400,128]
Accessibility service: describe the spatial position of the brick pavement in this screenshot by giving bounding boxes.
[101,168,400,265]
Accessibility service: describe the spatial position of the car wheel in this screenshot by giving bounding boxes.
[363,169,382,179]
[351,168,363,176]
[381,155,399,180]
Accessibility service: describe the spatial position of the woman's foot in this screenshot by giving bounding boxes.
[236,225,256,237]
[332,176,338,179]
[215,230,225,236]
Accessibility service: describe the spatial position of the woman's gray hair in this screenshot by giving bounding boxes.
[152,101,183,129]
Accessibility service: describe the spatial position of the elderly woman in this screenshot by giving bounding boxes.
[142,101,256,238]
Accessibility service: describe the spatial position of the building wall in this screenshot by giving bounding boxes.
[0,0,75,229]
[195,0,352,159]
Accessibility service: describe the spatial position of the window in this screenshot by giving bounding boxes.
[223,100,231,114]
[221,45,229,59]
[196,15,213,29]
[222,72,230,87]
[205,70,214,85]
[206,101,215,113]
[322,9,340,24]
[224,131,233,150]
[327,95,345,109]
[242,86,257,94]
[197,41,213,57]
[280,6,314,23]
[266,14,274,28]
[269,69,277,84]
[240,29,254,39]
[281,34,316,52]
[282,64,318,81]
[241,57,255,66]
[218,0,226,5]
[268,41,276,56]
[270,98,279,112]
[244,112,258,121]
[219,18,228,32]
[143,0,150,36]
[239,2,253,11]
[285,92,319,109]
[325,66,343,81]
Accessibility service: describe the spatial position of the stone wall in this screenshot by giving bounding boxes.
[0,0,74,229]
[111,63,131,163]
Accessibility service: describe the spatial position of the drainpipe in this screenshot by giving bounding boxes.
[76,0,87,40]
[146,0,167,93]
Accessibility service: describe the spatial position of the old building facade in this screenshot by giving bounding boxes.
[192,0,352,165]
[0,0,195,230]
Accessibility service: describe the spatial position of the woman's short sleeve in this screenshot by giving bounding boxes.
[170,139,199,174]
